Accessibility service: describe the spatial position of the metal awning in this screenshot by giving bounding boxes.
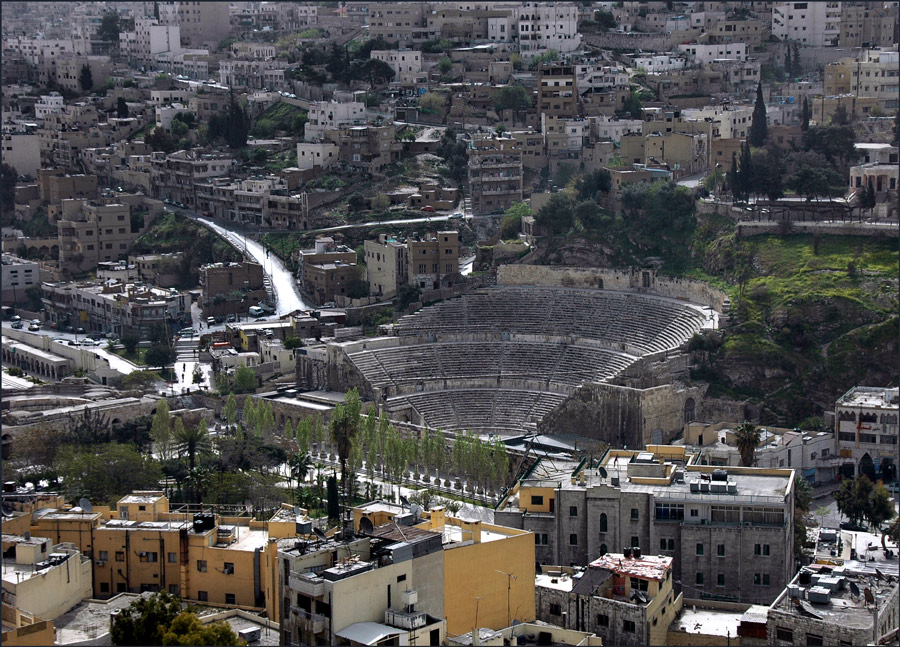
[334,622,404,645]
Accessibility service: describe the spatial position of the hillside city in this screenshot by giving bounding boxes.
[1,1,899,646]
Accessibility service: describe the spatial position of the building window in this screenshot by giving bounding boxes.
[623,620,636,633]
[569,533,578,545]
[696,572,704,586]
[225,593,236,605]
[631,536,639,547]
[197,590,208,602]
[99,551,109,561]
[599,513,607,532]
[169,584,179,595]
[717,573,725,586]
[197,560,207,572]
[805,635,823,646]
[569,506,578,517]
[531,495,544,506]
[754,544,770,556]
[631,508,639,520]
[549,603,562,616]
[140,552,158,562]
[535,533,548,545]
[717,544,725,557]
[776,627,793,642]
[690,509,699,517]
[660,537,668,550]
[224,562,234,575]
[696,543,704,556]
[168,552,177,563]
[115,551,125,562]
[597,614,609,627]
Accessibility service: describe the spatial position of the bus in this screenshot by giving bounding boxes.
[248,306,265,318]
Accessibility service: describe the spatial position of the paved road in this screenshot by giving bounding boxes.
[195,216,310,315]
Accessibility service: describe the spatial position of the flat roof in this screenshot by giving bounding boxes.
[837,386,899,409]
[535,572,575,592]
[673,606,743,638]
[589,553,672,581]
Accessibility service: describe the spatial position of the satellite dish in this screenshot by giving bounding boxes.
[409,504,422,519]
[79,498,93,513]
[313,527,327,542]
[1,506,14,517]
[849,581,861,598]
[875,567,885,581]
[399,495,410,507]
[598,466,607,479]
[359,517,374,534]
[864,588,875,605]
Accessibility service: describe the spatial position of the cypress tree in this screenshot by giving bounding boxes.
[801,96,810,132]
[866,176,877,212]
[749,82,768,147]
[784,45,792,78]
[728,151,740,202]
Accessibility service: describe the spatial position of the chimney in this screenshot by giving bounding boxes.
[430,506,446,530]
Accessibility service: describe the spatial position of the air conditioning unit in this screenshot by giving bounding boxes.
[96,560,106,566]
[138,552,147,557]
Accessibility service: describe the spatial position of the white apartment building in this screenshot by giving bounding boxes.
[632,54,688,74]
[576,64,630,92]
[296,141,339,171]
[1,253,43,307]
[517,2,583,54]
[34,93,64,121]
[678,42,747,64]
[835,386,899,481]
[682,105,755,139]
[304,101,366,141]
[370,49,422,84]
[155,103,189,131]
[2,128,41,177]
[125,18,182,65]
[771,1,841,47]
[487,14,517,42]
[588,115,643,142]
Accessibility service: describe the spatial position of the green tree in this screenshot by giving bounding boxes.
[347,193,366,212]
[802,125,858,175]
[95,11,122,50]
[623,90,642,119]
[56,443,163,504]
[535,192,574,234]
[734,421,761,467]
[225,87,249,149]
[173,418,210,470]
[787,164,845,202]
[79,64,93,92]
[801,96,810,132]
[749,82,768,147]
[831,103,850,126]
[494,85,533,113]
[867,483,896,548]
[835,476,874,528]
[234,365,257,393]
[110,591,182,646]
[500,202,530,239]
[595,9,617,29]
[117,97,129,118]
[419,91,446,114]
[438,56,453,76]
[284,336,304,350]
[577,168,612,201]
[146,127,176,154]
[784,43,793,78]
[151,399,172,460]
[161,610,246,646]
[224,393,237,431]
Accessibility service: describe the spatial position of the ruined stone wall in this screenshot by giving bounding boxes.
[497,265,729,314]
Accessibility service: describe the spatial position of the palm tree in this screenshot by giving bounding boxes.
[330,388,362,510]
[185,466,212,504]
[289,452,312,502]
[173,418,211,470]
[734,421,761,467]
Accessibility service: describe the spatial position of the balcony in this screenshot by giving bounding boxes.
[289,572,329,597]
[292,608,328,634]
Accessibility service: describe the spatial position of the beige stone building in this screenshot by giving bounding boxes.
[299,237,359,305]
[364,234,408,299]
[408,230,460,290]
[537,63,579,120]
[200,261,268,318]
[467,135,524,215]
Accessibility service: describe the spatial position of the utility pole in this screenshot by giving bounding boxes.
[496,569,516,627]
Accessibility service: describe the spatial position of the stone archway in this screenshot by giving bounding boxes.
[859,453,876,481]
[683,398,696,424]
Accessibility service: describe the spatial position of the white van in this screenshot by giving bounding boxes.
[249,306,265,318]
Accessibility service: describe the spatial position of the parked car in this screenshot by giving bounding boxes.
[52,338,66,344]
[421,205,435,212]
[68,340,81,346]
[10,315,21,322]
[28,323,40,331]
[30,319,41,326]
[226,314,236,323]
[839,521,868,532]
[179,328,197,337]
[11,321,24,329]
[202,211,212,217]
[207,316,216,327]
[81,338,98,346]
[61,325,74,333]
[215,315,225,324]
[76,327,85,334]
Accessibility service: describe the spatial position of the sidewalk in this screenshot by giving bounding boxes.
[812,483,840,500]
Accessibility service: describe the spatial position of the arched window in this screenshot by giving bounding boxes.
[599,513,607,533]
[599,544,608,556]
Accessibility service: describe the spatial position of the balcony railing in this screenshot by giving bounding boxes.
[292,608,328,634]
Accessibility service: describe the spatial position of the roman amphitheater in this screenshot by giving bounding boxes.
[299,266,729,448]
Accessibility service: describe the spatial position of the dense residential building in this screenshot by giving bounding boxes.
[364,234,408,299]
[150,149,234,207]
[535,554,682,646]
[496,447,796,605]
[467,135,524,215]
[823,49,900,112]
[766,564,899,646]
[304,101,366,141]
[1,253,43,306]
[200,261,268,318]
[516,2,582,54]
[0,535,92,621]
[407,230,460,291]
[1,126,41,178]
[834,386,899,481]
[298,237,359,305]
[537,63,579,120]
[771,1,842,47]
[839,3,899,48]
